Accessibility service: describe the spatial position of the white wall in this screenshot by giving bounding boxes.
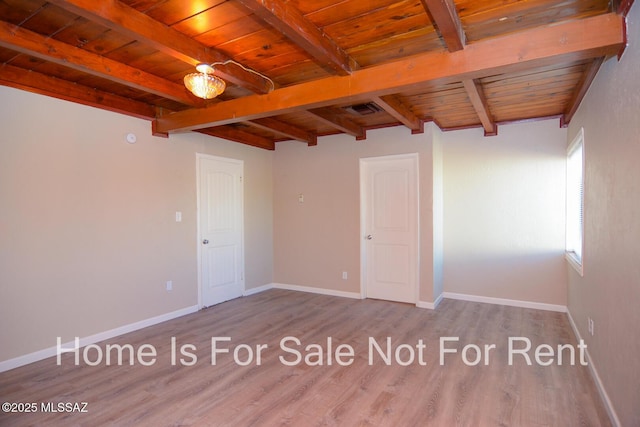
[0,86,274,363]
[273,119,568,308]
[273,126,438,303]
[566,3,640,425]
[442,119,568,305]
[432,127,444,299]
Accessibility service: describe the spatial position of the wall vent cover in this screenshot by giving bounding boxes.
[344,102,383,116]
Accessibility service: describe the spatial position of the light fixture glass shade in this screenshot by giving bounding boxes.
[184,72,226,99]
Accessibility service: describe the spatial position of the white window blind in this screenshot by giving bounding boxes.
[566,128,584,274]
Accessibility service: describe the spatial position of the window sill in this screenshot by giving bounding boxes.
[565,252,583,276]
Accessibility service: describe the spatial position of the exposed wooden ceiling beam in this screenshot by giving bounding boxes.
[47,0,272,94]
[245,118,317,146]
[561,57,604,127]
[0,20,201,107]
[197,126,275,150]
[154,13,625,134]
[236,0,356,75]
[152,110,170,138]
[420,0,465,52]
[0,64,155,119]
[307,108,365,139]
[615,0,635,15]
[372,95,424,133]
[462,79,496,135]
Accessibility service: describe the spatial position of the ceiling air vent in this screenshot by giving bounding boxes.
[344,102,383,116]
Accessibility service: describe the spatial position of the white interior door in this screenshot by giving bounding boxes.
[361,154,419,304]
[198,154,244,307]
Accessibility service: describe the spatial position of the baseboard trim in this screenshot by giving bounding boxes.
[0,304,199,373]
[416,292,444,310]
[442,292,567,313]
[243,283,274,296]
[567,310,621,427]
[272,283,362,300]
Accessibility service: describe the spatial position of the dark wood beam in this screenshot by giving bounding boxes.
[420,0,465,52]
[372,95,424,133]
[561,57,604,127]
[154,13,625,133]
[462,79,496,136]
[615,0,635,15]
[236,0,356,75]
[152,107,170,137]
[0,64,155,119]
[245,118,317,146]
[307,108,365,139]
[197,126,275,150]
[0,20,201,107]
[48,0,272,94]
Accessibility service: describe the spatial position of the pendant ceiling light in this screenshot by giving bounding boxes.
[183,64,226,100]
[183,60,275,100]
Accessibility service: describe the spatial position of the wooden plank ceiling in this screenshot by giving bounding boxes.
[0,0,631,150]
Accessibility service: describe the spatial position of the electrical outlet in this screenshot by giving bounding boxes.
[166,280,173,291]
[342,271,348,280]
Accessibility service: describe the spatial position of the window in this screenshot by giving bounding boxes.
[566,128,584,275]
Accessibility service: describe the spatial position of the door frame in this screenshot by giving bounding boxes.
[196,153,245,309]
[359,153,420,302]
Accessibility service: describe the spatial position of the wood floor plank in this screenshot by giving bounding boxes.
[0,290,611,426]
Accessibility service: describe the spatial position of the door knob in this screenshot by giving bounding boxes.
[202,239,209,244]
[366,235,373,240]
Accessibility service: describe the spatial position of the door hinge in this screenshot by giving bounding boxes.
[240,176,243,183]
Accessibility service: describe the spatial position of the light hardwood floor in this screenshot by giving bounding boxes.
[0,290,610,426]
